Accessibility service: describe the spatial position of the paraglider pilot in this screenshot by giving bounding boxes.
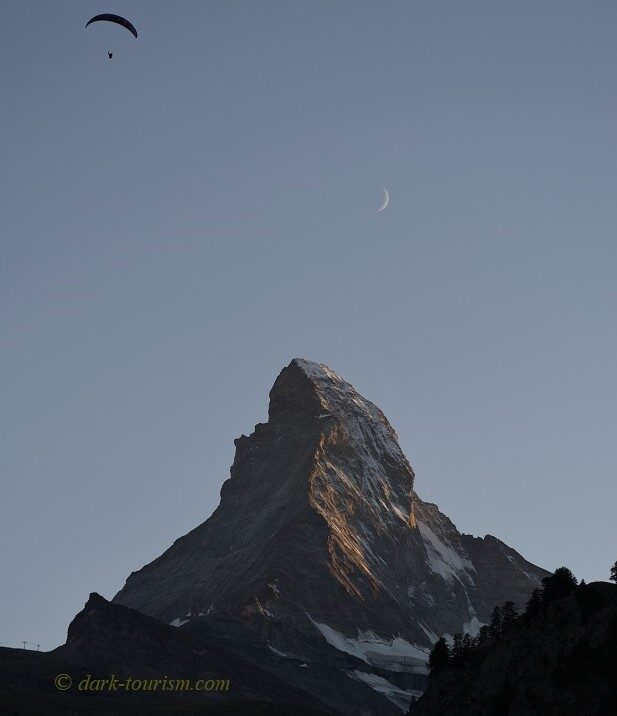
[85,14,138,60]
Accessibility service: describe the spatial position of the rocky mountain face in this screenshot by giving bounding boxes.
[112,358,548,714]
[411,581,617,715]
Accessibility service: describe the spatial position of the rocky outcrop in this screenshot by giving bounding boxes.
[112,359,548,713]
[459,533,553,619]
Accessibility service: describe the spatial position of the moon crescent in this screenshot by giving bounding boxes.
[376,187,390,212]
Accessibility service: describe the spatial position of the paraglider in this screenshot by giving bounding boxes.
[85,14,138,38]
[86,14,137,58]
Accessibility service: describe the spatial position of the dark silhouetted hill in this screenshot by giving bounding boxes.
[410,580,617,715]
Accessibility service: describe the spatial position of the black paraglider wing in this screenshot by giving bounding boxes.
[85,14,138,39]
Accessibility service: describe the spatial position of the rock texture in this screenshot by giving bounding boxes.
[113,358,549,713]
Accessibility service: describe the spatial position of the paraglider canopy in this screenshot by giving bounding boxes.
[85,14,138,39]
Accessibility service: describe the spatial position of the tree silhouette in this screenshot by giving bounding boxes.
[525,588,543,619]
[610,560,617,583]
[460,632,475,652]
[428,637,450,674]
[501,601,518,629]
[451,632,464,661]
[541,567,578,604]
[489,605,502,639]
[576,580,603,624]
[606,614,617,664]
[477,624,491,648]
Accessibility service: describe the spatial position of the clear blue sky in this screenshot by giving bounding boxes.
[2,1,616,650]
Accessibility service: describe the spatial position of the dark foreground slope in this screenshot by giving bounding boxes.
[0,592,395,715]
[410,581,617,716]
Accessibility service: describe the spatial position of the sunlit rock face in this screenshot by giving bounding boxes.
[114,359,548,712]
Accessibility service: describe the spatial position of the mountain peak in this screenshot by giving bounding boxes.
[267,358,329,422]
[270,359,401,443]
[114,359,548,714]
[292,357,340,378]
[268,357,416,531]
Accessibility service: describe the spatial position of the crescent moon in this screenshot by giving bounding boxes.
[376,187,390,212]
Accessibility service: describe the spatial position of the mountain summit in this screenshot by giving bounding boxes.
[114,359,548,711]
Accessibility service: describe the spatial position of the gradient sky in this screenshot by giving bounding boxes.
[2,1,616,650]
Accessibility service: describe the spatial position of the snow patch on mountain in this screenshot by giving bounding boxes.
[418,623,439,644]
[348,670,423,712]
[505,551,541,583]
[311,619,429,673]
[417,520,475,584]
[463,615,485,637]
[169,616,190,627]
